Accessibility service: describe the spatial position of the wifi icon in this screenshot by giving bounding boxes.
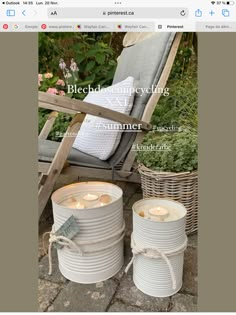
[211,1,216,4]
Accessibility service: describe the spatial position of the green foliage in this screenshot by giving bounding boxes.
[69,35,117,98]
[38,109,72,142]
[39,33,65,73]
[151,76,198,130]
[140,32,198,172]
[39,33,118,98]
[38,32,120,140]
[137,130,198,172]
[38,73,59,92]
[169,33,197,80]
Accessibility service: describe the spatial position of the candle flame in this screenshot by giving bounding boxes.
[76,202,85,209]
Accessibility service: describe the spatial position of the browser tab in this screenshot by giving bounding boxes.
[78,22,114,32]
[22,23,39,30]
[119,22,155,31]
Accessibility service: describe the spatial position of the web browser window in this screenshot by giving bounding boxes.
[0,0,236,31]
[0,0,236,313]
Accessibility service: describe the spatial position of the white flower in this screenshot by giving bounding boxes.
[65,73,72,79]
[59,58,66,70]
[70,58,79,72]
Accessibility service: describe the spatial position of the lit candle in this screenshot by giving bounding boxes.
[148,206,169,221]
[83,193,99,201]
[75,201,86,209]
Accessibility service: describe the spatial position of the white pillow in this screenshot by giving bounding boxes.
[72,76,135,160]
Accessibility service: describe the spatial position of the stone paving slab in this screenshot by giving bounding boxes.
[108,301,143,312]
[170,293,197,312]
[39,233,48,260]
[48,280,118,312]
[125,193,143,211]
[181,246,198,296]
[124,210,133,238]
[38,214,52,260]
[38,279,61,312]
[187,233,198,248]
[113,237,132,281]
[39,248,67,284]
[113,272,172,312]
[38,240,197,312]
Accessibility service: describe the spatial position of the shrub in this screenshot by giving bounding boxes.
[169,33,197,80]
[141,33,198,173]
[39,33,119,99]
[39,33,121,141]
[38,110,72,141]
[151,76,198,130]
[38,33,121,141]
[38,72,70,141]
[137,130,198,173]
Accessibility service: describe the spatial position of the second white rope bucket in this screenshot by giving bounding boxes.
[130,198,187,297]
[51,181,124,284]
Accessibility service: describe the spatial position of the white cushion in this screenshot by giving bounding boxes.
[72,76,135,160]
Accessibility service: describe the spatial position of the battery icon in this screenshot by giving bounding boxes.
[227,1,235,4]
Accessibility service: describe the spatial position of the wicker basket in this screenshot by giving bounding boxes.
[138,164,198,235]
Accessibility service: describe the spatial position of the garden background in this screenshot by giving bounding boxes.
[38,32,198,173]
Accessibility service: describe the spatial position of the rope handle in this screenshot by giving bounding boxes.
[125,233,188,290]
[43,221,125,275]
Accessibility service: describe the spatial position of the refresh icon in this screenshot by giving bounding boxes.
[180,10,186,16]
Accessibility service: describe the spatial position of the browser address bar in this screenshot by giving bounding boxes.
[48,8,189,19]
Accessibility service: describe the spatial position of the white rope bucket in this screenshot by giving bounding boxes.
[129,198,187,297]
[51,181,124,284]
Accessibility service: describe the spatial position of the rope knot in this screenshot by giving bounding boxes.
[43,221,126,276]
[48,232,57,243]
[125,233,188,291]
[43,225,83,275]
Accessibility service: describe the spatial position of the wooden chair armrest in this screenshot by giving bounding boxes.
[39,92,152,131]
[38,111,58,140]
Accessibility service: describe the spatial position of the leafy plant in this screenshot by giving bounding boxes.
[39,33,66,73]
[169,33,197,80]
[39,33,119,99]
[38,72,70,141]
[38,73,65,95]
[137,130,198,172]
[38,33,121,140]
[143,33,198,173]
[151,76,198,130]
[62,36,117,99]
[38,110,72,142]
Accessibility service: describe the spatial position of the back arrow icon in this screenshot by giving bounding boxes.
[22,10,26,16]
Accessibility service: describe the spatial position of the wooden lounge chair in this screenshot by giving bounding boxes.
[38,32,182,218]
